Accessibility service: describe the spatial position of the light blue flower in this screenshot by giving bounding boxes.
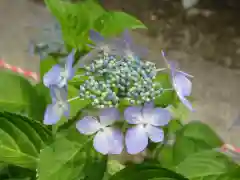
[44,86,70,125]
[43,50,75,88]
[161,51,193,111]
[76,108,123,155]
[124,102,171,154]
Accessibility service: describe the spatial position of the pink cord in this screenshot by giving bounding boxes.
[0,59,39,81]
[221,144,240,153]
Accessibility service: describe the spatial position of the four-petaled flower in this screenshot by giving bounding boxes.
[43,50,75,88]
[124,102,171,154]
[44,86,70,125]
[76,108,124,155]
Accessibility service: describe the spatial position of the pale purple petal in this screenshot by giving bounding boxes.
[89,30,105,44]
[43,103,62,125]
[124,106,143,124]
[148,108,171,126]
[142,103,154,123]
[63,102,70,118]
[178,95,194,111]
[99,108,120,126]
[76,116,101,135]
[178,70,193,78]
[50,86,68,103]
[121,30,147,58]
[174,72,192,97]
[144,101,155,109]
[125,125,148,154]
[65,50,75,80]
[93,130,109,155]
[168,60,179,72]
[107,128,124,154]
[145,125,164,143]
[122,30,132,45]
[43,65,62,87]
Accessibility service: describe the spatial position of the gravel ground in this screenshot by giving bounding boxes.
[0,0,239,146]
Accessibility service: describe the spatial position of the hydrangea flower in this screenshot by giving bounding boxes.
[44,86,70,125]
[76,108,124,155]
[43,50,75,88]
[161,51,193,111]
[124,102,171,154]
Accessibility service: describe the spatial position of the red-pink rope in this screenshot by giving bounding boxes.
[0,59,39,81]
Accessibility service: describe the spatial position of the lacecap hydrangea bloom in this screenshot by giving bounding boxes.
[42,29,194,155]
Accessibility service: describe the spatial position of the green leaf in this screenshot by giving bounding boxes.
[107,160,125,176]
[173,121,224,165]
[94,11,147,36]
[154,73,176,107]
[45,0,105,50]
[168,103,190,121]
[0,112,51,169]
[175,150,239,180]
[155,145,175,169]
[0,70,46,120]
[109,163,188,180]
[0,165,36,180]
[38,127,107,180]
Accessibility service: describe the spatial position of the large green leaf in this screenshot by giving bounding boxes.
[109,163,188,180]
[0,70,46,120]
[175,150,240,180]
[0,165,36,180]
[173,121,224,165]
[0,112,51,169]
[37,127,107,180]
[94,11,147,36]
[45,0,105,50]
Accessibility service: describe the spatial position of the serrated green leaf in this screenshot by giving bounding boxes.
[38,127,107,180]
[0,112,51,169]
[0,70,46,120]
[173,121,224,165]
[175,150,239,180]
[109,163,188,180]
[95,11,147,36]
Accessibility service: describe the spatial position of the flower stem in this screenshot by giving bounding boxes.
[68,96,79,102]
